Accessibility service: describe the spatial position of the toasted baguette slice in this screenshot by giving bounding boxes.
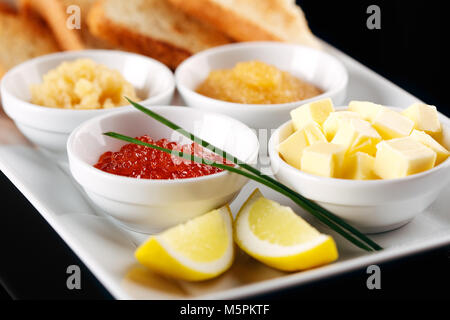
[0,9,59,78]
[168,0,321,48]
[87,0,231,69]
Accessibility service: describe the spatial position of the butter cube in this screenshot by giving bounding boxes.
[277,130,309,169]
[372,109,414,140]
[331,119,381,156]
[301,142,346,178]
[290,98,334,131]
[348,101,384,122]
[343,152,378,180]
[303,122,327,145]
[402,103,441,134]
[410,130,449,165]
[277,123,326,169]
[323,111,362,140]
[431,125,450,150]
[374,137,436,179]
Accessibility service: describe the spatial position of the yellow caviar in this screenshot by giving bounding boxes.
[30,59,140,109]
[196,61,322,104]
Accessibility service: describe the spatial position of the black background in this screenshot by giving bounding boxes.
[300,0,448,114]
[1,0,449,301]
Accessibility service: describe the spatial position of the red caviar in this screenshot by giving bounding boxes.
[94,135,230,179]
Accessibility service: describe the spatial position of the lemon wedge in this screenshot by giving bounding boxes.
[234,189,338,271]
[135,206,234,281]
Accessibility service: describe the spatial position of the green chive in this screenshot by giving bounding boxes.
[122,98,382,252]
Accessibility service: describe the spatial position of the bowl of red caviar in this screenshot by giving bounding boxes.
[67,106,259,233]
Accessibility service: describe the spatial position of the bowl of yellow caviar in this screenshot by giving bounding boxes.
[175,42,348,129]
[1,50,175,156]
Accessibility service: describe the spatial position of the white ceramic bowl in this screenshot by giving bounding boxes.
[268,107,450,234]
[176,42,348,129]
[67,106,259,233]
[1,50,175,157]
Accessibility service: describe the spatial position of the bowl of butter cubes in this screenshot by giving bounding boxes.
[269,98,450,233]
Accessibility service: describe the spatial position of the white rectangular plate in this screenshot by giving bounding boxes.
[1,41,449,299]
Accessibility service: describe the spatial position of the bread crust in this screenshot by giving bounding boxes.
[87,0,191,69]
[168,0,279,42]
[19,0,85,50]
